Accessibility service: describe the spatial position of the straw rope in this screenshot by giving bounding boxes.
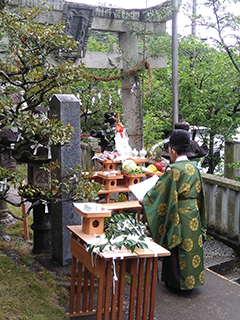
[82,60,152,97]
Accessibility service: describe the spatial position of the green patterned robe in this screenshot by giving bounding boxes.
[142,160,207,290]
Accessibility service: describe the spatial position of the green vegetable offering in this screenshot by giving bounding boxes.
[126,166,143,175]
[122,159,143,174]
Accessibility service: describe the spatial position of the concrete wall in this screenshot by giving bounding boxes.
[202,172,240,250]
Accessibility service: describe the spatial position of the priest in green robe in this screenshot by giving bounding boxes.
[142,129,207,290]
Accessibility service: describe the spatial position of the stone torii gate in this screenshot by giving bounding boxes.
[63,2,172,150]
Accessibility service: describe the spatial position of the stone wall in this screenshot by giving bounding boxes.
[80,142,102,171]
[202,173,240,250]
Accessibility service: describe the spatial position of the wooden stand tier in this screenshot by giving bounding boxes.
[97,159,120,172]
[146,171,164,178]
[97,173,123,190]
[97,157,148,171]
[122,172,146,187]
[93,158,147,209]
[67,225,170,320]
[74,203,111,235]
[102,200,142,221]
[98,185,130,203]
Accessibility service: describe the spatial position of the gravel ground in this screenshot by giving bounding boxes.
[203,238,236,268]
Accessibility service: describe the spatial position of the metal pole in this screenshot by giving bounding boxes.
[172,0,178,129]
[192,0,197,36]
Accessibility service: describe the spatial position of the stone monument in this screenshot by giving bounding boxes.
[49,94,82,266]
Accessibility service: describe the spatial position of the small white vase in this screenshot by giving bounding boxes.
[131,148,138,158]
[139,148,147,159]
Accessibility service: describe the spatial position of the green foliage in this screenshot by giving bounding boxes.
[0,6,84,107]
[144,32,240,172]
[0,5,87,154]
[147,147,163,162]
[14,161,103,218]
[143,110,170,150]
[80,132,90,143]
[87,213,149,254]
[69,70,122,134]
[87,31,119,52]
[114,193,127,202]
[226,160,240,181]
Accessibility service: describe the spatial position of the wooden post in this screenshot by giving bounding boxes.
[21,198,29,240]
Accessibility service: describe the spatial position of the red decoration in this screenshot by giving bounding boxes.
[116,120,124,138]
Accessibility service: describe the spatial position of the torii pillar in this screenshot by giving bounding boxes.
[119,31,143,150]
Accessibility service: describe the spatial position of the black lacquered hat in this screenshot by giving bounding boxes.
[162,121,208,160]
[169,129,190,148]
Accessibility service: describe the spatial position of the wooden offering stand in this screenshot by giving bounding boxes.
[74,203,111,235]
[95,157,148,203]
[67,223,170,320]
[97,159,120,171]
[68,202,171,319]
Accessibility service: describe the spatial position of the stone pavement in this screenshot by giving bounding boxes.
[153,268,240,320]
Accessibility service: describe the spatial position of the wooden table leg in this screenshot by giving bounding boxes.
[118,259,127,320]
[142,258,151,319]
[96,259,106,320]
[111,259,119,319]
[75,261,83,313]
[106,194,110,203]
[89,272,95,312]
[104,260,112,320]
[137,207,141,221]
[136,258,144,320]
[82,267,89,312]
[149,257,158,320]
[69,254,77,314]
[128,259,137,320]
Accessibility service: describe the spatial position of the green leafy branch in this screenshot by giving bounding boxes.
[0,162,103,220]
[87,213,149,254]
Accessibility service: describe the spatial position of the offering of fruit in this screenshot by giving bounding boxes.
[147,164,160,173]
[153,162,163,172]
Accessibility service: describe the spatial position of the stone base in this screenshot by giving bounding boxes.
[0,213,17,226]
